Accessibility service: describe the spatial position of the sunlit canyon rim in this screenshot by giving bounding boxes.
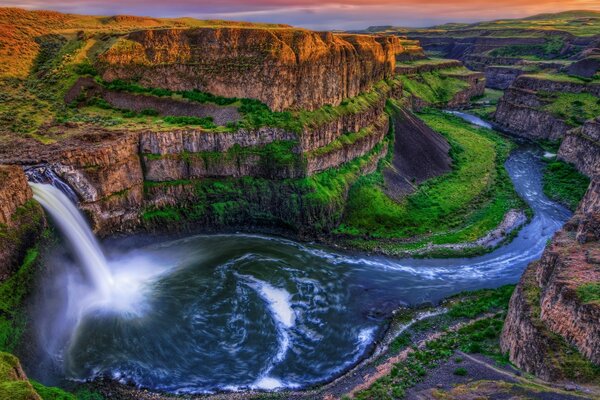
[0,6,598,400]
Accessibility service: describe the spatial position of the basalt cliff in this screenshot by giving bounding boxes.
[98,28,404,111]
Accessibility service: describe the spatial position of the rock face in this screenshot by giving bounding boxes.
[98,28,405,111]
[484,66,524,90]
[446,71,486,108]
[65,77,241,126]
[383,109,451,199]
[0,166,44,282]
[558,118,600,177]
[501,178,600,381]
[493,75,599,140]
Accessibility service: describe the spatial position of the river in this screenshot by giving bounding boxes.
[24,113,571,394]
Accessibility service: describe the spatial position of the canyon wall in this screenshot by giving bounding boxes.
[558,118,600,177]
[97,28,405,111]
[0,166,44,281]
[493,75,599,140]
[501,179,600,381]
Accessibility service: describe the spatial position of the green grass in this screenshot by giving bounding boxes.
[469,89,503,120]
[142,141,387,233]
[337,110,525,247]
[526,72,600,84]
[488,36,566,59]
[540,92,600,127]
[399,71,469,105]
[576,283,600,305]
[0,246,39,352]
[91,77,398,134]
[30,381,104,400]
[542,160,590,211]
[447,285,515,319]
[355,284,515,400]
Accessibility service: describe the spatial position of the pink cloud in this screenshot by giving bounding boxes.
[2,0,600,29]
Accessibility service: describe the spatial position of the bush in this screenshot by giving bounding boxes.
[140,109,159,116]
[453,367,468,376]
[163,116,217,129]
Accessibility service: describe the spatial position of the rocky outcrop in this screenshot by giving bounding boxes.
[493,75,599,140]
[383,109,451,199]
[65,77,241,126]
[512,76,600,97]
[567,56,600,79]
[52,131,144,233]
[306,115,389,175]
[446,70,486,108]
[98,28,407,112]
[559,118,600,177]
[494,88,570,140]
[140,126,297,155]
[484,66,524,90]
[395,60,461,75]
[0,166,44,282]
[142,143,388,235]
[407,34,548,62]
[501,179,600,381]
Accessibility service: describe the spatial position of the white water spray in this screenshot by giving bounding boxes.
[30,183,114,298]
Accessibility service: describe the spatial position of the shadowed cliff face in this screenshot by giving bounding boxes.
[98,28,404,111]
[559,118,600,178]
[0,166,44,281]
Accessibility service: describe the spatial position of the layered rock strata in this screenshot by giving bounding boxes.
[501,179,600,381]
[0,166,44,281]
[65,77,241,126]
[494,75,599,140]
[559,117,600,177]
[98,28,405,111]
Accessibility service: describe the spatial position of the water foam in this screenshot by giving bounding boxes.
[239,275,296,389]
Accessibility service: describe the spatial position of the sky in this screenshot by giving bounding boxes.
[3,0,600,30]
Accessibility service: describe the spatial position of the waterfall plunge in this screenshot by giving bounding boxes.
[30,183,114,298]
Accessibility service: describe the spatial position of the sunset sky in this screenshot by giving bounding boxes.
[3,0,600,30]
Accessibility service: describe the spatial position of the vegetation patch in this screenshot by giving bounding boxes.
[354,285,515,400]
[0,247,38,352]
[489,36,566,59]
[542,160,590,211]
[337,110,525,253]
[398,70,470,105]
[576,283,600,305]
[540,92,600,127]
[142,142,387,233]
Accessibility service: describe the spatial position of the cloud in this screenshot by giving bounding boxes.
[3,0,600,29]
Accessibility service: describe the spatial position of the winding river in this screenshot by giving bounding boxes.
[24,113,571,394]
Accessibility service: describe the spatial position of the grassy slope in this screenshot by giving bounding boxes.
[353,281,599,399]
[398,68,471,105]
[539,91,600,127]
[337,109,525,255]
[353,285,515,399]
[542,159,590,211]
[370,10,600,37]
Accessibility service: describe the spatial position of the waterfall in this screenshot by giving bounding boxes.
[25,165,79,204]
[30,183,114,298]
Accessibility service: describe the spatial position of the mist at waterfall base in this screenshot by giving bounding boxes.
[26,143,570,394]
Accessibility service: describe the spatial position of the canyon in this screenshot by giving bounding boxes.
[0,7,598,400]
